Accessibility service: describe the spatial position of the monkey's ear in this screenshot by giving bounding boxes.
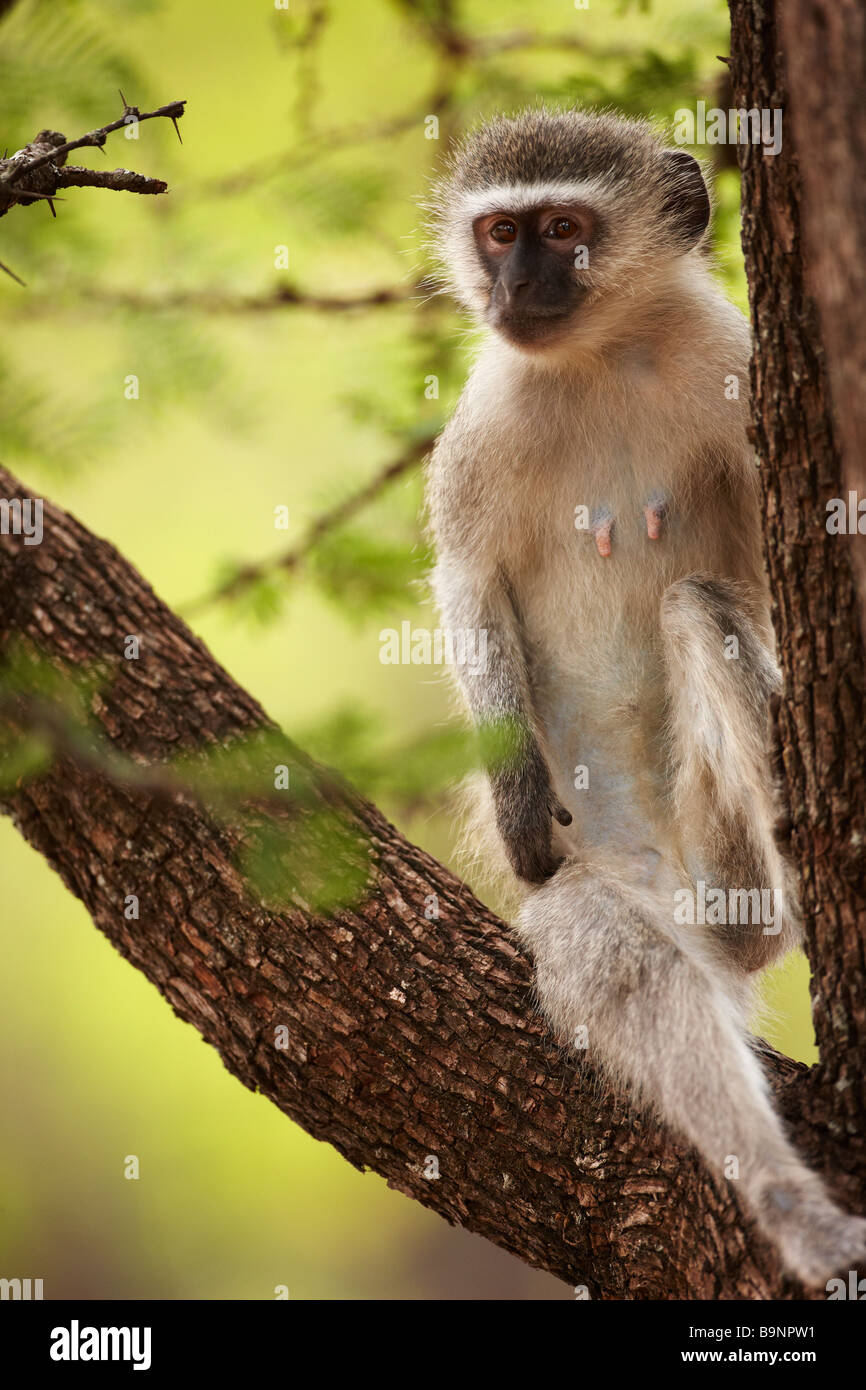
[659,149,710,250]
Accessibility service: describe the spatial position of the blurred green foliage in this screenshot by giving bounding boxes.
[0,0,815,1301]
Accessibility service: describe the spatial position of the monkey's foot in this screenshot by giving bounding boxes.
[757,1176,866,1286]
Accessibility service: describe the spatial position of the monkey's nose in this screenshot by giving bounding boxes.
[501,277,530,305]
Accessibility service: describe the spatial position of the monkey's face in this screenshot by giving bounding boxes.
[472,205,594,348]
[430,109,713,359]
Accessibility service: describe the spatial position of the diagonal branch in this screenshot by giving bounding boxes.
[203,96,453,198]
[183,428,439,616]
[0,463,832,1300]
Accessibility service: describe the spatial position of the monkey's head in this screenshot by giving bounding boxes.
[428,108,711,355]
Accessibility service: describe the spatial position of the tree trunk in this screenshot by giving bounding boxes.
[729,0,866,1178]
[775,0,866,647]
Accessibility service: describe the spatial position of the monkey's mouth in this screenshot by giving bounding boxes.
[491,308,573,349]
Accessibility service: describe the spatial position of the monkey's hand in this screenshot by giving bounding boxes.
[491,743,572,884]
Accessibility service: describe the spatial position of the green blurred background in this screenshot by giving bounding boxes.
[0,0,815,1300]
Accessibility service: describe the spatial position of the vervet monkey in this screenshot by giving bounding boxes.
[425,108,866,1285]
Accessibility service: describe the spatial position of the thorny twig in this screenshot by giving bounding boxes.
[0,97,186,282]
[0,98,185,190]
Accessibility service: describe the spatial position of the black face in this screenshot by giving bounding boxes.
[473,205,595,348]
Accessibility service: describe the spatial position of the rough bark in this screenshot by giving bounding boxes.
[0,464,834,1301]
[775,0,866,645]
[728,1,866,1173]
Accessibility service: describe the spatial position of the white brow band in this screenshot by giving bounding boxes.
[456,178,614,220]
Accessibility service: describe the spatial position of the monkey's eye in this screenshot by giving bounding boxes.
[489,219,518,244]
[545,216,579,240]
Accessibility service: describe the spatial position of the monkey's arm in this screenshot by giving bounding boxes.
[433,555,571,883]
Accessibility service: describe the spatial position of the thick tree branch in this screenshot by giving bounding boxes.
[0,463,849,1300]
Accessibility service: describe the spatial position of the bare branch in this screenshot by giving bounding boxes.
[471,28,636,59]
[0,99,186,224]
[55,166,168,196]
[199,19,633,205]
[203,91,454,198]
[78,279,430,316]
[0,100,186,184]
[183,429,439,616]
[0,256,25,286]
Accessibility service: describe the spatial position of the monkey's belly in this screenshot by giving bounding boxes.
[531,635,681,875]
[507,476,762,877]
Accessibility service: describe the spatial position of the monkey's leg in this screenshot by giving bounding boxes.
[517,863,866,1285]
[660,574,798,972]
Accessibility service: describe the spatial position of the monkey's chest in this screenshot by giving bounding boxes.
[513,483,718,663]
[511,493,714,850]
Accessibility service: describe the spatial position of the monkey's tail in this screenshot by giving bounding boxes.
[660,572,800,970]
[516,860,866,1286]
